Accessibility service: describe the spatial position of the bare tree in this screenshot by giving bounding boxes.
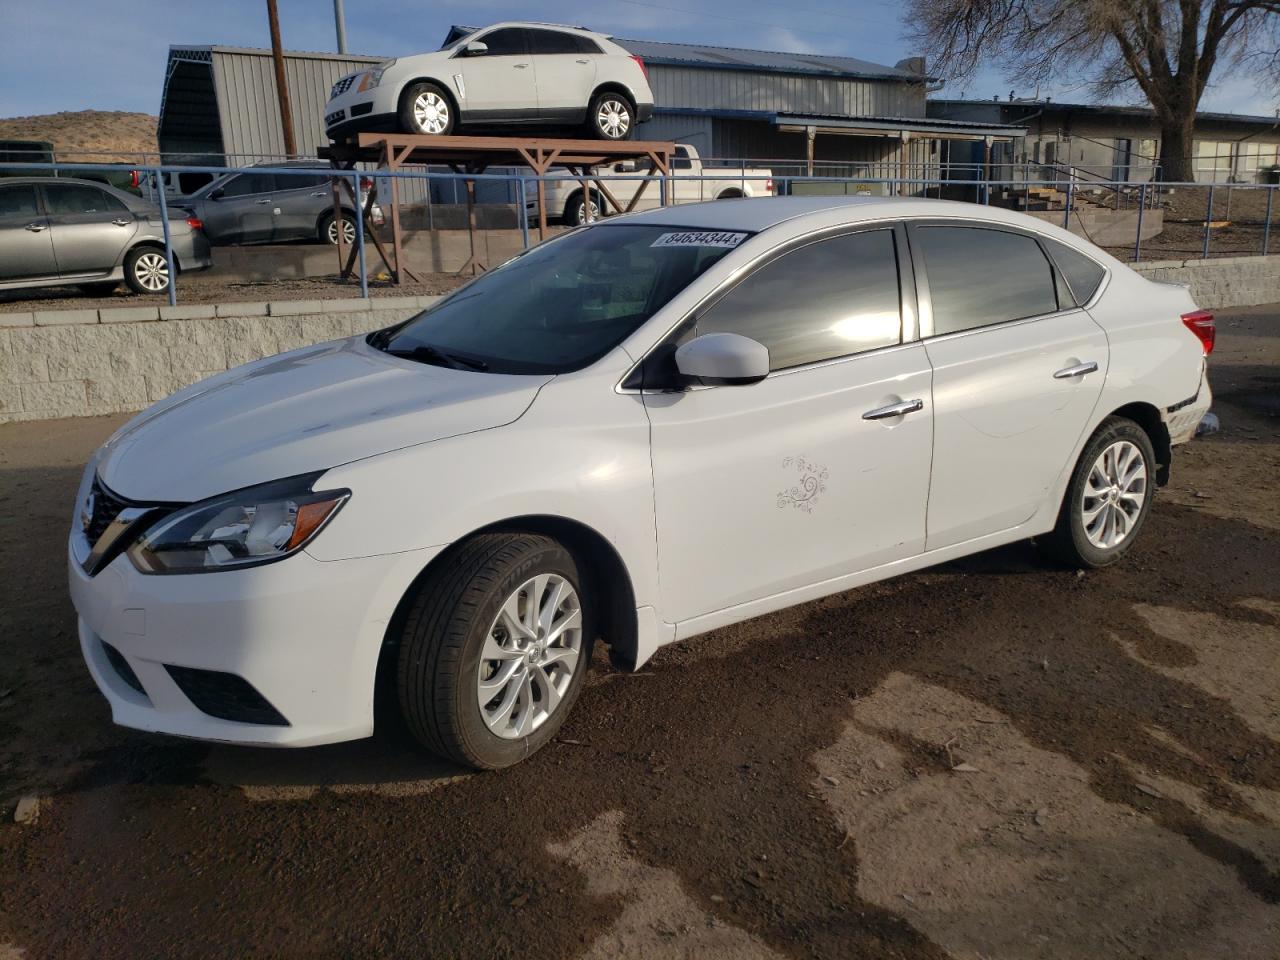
[905,0,1280,181]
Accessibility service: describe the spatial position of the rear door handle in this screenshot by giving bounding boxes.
[25,222,47,232]
[513,63,529,69]
[1053,361,1099,379]
[576,59,590,64]
[862,398,924,421]
[256,198,272,204]
[111,218,132,226]
[309,191,329,197]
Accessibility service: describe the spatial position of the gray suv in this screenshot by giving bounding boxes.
[0,178,211,296]
[182,163,384,246]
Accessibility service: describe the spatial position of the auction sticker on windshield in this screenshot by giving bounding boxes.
[650,231,748,249]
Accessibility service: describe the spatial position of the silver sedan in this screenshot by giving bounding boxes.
[0,177,211,296]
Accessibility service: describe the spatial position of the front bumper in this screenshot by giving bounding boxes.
[69,539,441,746]
[324,83,400,142]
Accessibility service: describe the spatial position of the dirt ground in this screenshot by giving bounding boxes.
[0,307,1277,959]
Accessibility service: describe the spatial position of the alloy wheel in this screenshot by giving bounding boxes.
[133,252,169,292]
[1081,439,1147,549]
[477,573,583,739]
[327,218,357,245]
[413,92,450,135]
[576,199,602,224]
[596,98,630,139]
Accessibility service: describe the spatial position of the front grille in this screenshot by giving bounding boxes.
[165,666,290,726]
[83,478,128,546]
[330,75,355,99]
[102,641,147,696]
[325,109,346,128]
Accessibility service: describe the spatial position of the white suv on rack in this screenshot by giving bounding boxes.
[324,22,655,142]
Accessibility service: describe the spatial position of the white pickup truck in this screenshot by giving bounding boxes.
[528,144,774,224]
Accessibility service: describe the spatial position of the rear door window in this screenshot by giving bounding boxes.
[915,226,1059,336]
[527,29,580,54]
[43,184,127,215]
[697,229,903,370]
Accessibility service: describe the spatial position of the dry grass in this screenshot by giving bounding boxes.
[0,110,158,163]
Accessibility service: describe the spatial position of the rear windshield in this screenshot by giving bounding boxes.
[375,225,748,374]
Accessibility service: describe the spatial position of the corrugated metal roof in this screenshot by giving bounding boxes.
[617,38,928,82]
[929,98,1280,129]
[443,25,930,82]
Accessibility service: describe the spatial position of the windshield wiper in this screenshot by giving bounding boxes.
[383,343,488,371]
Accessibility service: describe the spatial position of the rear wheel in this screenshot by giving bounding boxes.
[1041,416,1156,568]
[588,91,634,140]
[320,212,357,245]
[399,82,455,136]
[123,247,170,295]
[396,533,593,769]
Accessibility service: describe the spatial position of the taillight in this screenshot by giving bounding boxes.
[360,176,373,191]
[129,170,141,189]
[1181,309,1215,356]
[186,215,204,231]
[630,54,648,79]
[765,178,774,195]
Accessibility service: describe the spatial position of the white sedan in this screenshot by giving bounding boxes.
[69,197,1213,768]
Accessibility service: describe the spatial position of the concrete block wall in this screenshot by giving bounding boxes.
[0,297,437,424]
[1132,254,1280,309]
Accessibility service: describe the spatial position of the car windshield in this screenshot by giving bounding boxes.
[372,224,749,374]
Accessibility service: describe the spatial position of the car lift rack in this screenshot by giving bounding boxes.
[319,132,677,281]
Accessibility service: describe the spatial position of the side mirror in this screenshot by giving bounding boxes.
[463,40,488,56]
[675,333,769,386]
[208,188,224,201]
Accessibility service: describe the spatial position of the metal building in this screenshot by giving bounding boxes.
[158,32,1023,174]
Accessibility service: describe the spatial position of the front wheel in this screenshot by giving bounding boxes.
[564,191,604,225]
[1041,416,1156,568]
[396,534,593,769]
[399,82,455,136]
[123,247,171,295]
[587,91,634,140]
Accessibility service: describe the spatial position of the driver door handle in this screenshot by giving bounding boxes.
[25,222,47,232]
[255,198,272,204]
[111,218,132,226]
[513,63,529,69]
[1053,361,1099,379]
[862,398,924,421]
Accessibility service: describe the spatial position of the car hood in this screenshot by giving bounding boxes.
[98,337,552,503]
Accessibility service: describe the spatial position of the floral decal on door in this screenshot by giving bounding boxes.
[777,456,829,513]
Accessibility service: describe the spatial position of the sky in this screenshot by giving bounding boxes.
[2,0,1277,119]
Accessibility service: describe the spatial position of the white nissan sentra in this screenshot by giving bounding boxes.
[69,197,1214,768]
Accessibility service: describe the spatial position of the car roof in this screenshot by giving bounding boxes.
[599,196,1104,245]
[472,21,606,38]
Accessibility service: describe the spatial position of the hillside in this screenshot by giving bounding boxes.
[0,110,158,162]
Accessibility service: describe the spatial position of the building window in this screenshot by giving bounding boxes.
[1194,141,1234,183]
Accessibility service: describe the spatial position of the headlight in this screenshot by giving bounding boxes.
[128,474,349,574]
[359,59,397,91]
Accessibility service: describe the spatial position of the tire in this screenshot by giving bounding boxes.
[587,91,635,140]
[123,246,171,295]
[563,191,604,225]
[1040,416,1157,569]
[320,212,357,246]
[396,533,594,769]
[79,281,120,295]
[399,82,455,136]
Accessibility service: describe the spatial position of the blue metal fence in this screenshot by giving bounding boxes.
[2,160,1277,307]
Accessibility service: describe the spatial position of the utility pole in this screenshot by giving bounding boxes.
[266,0,297,157]
[334,0,349,54]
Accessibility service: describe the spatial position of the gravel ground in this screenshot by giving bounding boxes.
[0,272,469,313]
[0,307,1277,958]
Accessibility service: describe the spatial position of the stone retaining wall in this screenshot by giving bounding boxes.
[0,297,436,424]
[2,253,1277,424]
[1131,254,1280,309]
